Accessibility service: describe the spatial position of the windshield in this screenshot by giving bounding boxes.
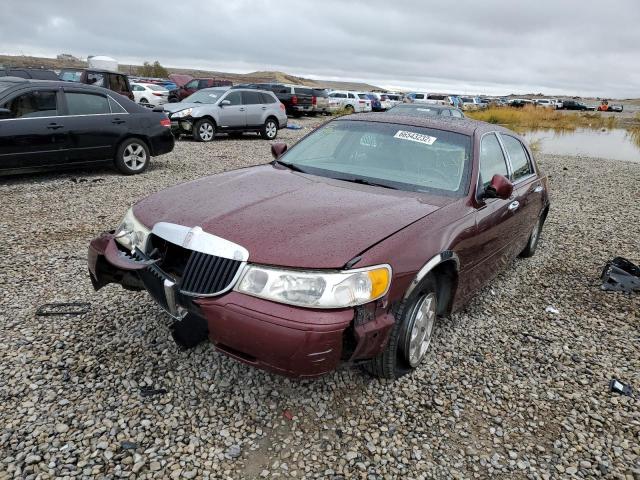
[461,97,473,103]
[279,120,472,195]
[183,89,227,103]
[147,84,167,91]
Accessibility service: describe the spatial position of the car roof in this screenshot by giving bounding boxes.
[60,68,123,74]
[335,112,512,137]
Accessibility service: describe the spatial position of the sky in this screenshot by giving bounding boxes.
[1,0,639,98]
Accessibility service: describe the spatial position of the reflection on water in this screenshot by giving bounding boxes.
[521,128,640,163]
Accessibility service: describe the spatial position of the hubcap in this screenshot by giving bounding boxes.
[122,144,147,170]
[199,123,214,141]
[405,292,437,367]
[266,121,277,138]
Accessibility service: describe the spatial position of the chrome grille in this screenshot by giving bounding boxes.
[180,251,242,296]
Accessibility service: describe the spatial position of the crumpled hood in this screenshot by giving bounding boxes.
[134,165,444,268]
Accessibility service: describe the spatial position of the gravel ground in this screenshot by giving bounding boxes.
[0,117,638,479]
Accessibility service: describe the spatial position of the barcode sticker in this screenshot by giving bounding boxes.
[394,130,437,145]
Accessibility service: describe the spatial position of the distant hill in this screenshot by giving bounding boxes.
[0,54,382,91]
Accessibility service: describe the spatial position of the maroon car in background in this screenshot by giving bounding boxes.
[88,114,550,379]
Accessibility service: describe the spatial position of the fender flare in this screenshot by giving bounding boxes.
[403,250,459,300]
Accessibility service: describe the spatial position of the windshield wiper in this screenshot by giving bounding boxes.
[338,177,399,190]
[273,160,308,173]
[193,101,202,103]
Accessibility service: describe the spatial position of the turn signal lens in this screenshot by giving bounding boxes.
[368,268,390,299]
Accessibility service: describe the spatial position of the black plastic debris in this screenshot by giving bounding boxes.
[609,379,633,397]
[139,386,168,397]
[36,302,91,316]
[120,441,138,450]
[600,257,640,293]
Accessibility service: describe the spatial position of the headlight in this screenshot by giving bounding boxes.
[170,108,193,119]
[234,264,391,308]
[114,207,151,252]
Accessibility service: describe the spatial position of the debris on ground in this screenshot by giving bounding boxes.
[139,386,168,397]
[545,305,559,314]
[609,379,633,397]
[286,123,303,129]
[35,302,91,316]
[601,257,640,293]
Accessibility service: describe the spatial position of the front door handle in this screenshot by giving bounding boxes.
[112,118,126,124]
[533,185,544,193]
[239,108,245,112]
[261,106,267,110]
[508,201,520,211]
[47,123,64,130]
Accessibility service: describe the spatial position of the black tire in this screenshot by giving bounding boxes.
[364,275,439,379]
[139,98,149,105]
[519,214,545,258]
[193,118,216,142]
[114,138,150,175]
[260,117,278,140]
[345,104,355,114]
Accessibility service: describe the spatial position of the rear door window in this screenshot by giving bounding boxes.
[109,74,129,92]
[65,92,110,115]
[501,135,533,180]
[242,91,263,105]
[2,90,59,118]
[479,133,509,188]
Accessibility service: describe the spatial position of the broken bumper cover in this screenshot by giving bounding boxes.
[88,233,395,377]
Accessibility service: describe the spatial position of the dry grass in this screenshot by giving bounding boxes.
[467,105,617,131]
[628,128,640,148]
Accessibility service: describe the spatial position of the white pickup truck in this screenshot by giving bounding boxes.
[328,90,372,113]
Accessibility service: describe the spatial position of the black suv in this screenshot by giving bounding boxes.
[59,69,134,101]
[0,68,59,80]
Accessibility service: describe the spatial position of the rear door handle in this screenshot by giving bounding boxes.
[112,118,126,124]
[533,185,544,193]
[261,106,267,110]
[47,123,64,130]
[508,201,520,211]
[239,108,245,112]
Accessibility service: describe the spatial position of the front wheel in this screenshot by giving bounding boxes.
[114,139,150,175]
[345,104,355,114]
[260,118,278,140]
[193,119,215,142]
[365,275,438,379]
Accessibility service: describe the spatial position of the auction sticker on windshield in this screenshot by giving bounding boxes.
[394,130,437,145]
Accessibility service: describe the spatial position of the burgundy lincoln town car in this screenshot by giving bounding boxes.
[88,113,550,378]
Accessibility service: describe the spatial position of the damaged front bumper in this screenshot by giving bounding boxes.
[88,233,395,377]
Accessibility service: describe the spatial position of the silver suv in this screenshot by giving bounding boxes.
[163,88,288,141]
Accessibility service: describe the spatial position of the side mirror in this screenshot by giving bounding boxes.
[219,100,231,107]
[484,174,513,200]
[271,142,288,159]
[0,107,12,119]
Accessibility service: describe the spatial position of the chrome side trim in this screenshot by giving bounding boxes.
[151,223,249,261]
[404,251,459,300]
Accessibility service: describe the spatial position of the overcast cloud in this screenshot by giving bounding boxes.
[1,0,639,97]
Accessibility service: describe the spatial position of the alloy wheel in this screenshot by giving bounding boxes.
[404,292,437,367]
[266,121,277,139]
[122,143,147,171]
[199,123,214,141]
